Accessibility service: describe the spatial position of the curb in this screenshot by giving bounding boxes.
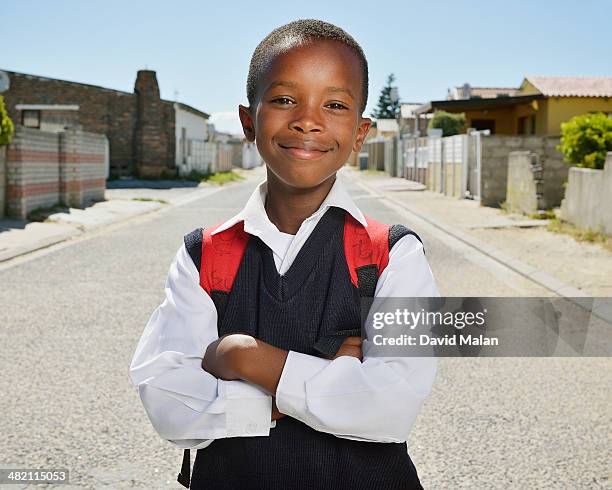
[347,170,588,299]
[0,179,238,264]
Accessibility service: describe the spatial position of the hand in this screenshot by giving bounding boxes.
[333,336,363,361]
[271,397,286,421]
[202,333,257,380]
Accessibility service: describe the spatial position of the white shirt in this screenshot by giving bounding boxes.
[128,175,440,450]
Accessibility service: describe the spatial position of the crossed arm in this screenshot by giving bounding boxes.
[201,334,363,421]
[129,234,438,449]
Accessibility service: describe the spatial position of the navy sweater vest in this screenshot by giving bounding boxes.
[189,206,424,490]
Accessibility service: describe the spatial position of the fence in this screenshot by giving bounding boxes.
[365,132,567,208]
[2,126,106,219]
[177,139,260,176]
[402,132,481,199]
[242,142,264,169]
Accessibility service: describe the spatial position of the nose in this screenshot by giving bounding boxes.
[288,102,324,133]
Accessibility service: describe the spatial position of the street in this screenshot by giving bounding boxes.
[1,166,610,489]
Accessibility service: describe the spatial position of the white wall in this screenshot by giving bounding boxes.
[174,104,209,166]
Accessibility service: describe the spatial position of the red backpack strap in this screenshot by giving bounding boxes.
[343,212,390,295]
[312,213,391,358]
[200,221,250,295]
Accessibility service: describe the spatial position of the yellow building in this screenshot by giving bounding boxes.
[416,77,612,136]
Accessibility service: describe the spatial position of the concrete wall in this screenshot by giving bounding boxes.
[242,142,263,169]
[214,143,234,173]
[443,162,462,198]
[506,151,544,215]
[560,152,612,235]
[364,140,385,170]
[406,166,427,185]
[384,137,398,177]
[423,135,464,198]
[5,126,106,219]
[480,135,567,207]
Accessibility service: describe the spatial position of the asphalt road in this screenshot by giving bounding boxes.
[1,166,609,489]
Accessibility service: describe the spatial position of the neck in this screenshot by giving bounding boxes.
[264,170,336,235]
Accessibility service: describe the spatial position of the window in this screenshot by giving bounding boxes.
[530,115,536,135]
[471,119,496,134]
[22,110,40,128]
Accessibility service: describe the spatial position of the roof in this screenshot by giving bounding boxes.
[1,68,210,117]
[1,68,134,97]
[415,94,544,115]
[469,87,519,98]
[449,84,518,100]
[523,76,612,97]
[174,102,210,119]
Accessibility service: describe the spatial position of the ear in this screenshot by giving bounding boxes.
[352,117,372,153]
[238,104,256,142]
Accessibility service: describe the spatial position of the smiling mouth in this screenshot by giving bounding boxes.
[277,143,331,160]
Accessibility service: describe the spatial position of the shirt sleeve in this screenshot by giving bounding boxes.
[275,233,439,443]
[128,241,273,449]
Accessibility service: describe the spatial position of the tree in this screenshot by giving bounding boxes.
[429,110,466,137]
[0,95,14,146]
[558,112,612,170]
[370,73,400,120]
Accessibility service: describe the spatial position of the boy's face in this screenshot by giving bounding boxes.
[239,39,371,190]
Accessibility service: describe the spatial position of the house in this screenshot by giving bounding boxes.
[371,118,399,138]
[416,77,612,136]
[1,69,210,178]
[400,103,431,135]
[446,84,519,100]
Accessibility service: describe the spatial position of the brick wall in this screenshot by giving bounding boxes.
[134,70,175,178]
[6,127,61,218]
[59,129,106,207]
[5,126,106,219]
[0,146,6,218]
[3,70,175,178]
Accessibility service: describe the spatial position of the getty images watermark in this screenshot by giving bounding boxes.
[357,297,612,357]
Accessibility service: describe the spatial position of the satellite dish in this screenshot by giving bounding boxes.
[0,71,9,93]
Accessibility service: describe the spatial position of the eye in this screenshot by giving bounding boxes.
[271,97,294,105]
[327,102,348,110]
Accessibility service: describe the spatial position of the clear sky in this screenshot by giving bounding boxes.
[3,0,611,134]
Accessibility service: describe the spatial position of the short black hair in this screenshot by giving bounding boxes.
[246,19,369,114]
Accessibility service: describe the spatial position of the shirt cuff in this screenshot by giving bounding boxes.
[219,380,273,437]
[275,350,330,419]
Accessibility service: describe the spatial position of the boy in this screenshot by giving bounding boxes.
[129,19,439,489]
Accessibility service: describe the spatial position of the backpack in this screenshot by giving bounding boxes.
[177,211,423,488]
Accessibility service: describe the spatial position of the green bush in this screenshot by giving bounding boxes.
[429,110,466,137]
[558,112,612,170]
[0,95,14,146]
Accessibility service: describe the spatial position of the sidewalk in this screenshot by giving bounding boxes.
[0,168,256,263]
[345,167,612,297]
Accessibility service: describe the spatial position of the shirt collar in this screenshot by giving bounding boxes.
[210,175,368,237]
